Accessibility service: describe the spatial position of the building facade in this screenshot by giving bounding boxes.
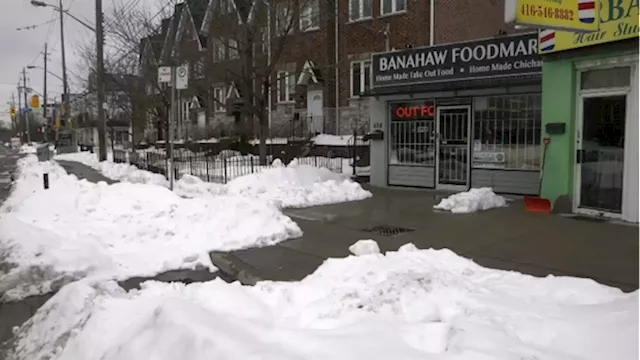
[366,32,543,194]
[538,0,639,222]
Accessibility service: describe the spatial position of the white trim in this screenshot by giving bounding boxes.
[299,0,320,31]
[350,59,371,98]
[276,70,296,103]
[573,69,630,218]
[200,0,215,35]
[348,0,372,21]
[435,105,471,191]
[226,82,240,99]
[297,60,318,85]
[380,0,407,15]
[213,87,226,112]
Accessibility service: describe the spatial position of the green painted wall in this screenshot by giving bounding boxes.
[540,61,575,204]
[540,48,638,206]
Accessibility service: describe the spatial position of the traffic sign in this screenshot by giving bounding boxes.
[158,66,172,83]
[176,64,188,90]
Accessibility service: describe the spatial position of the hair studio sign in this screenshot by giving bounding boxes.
[372,33,542,88]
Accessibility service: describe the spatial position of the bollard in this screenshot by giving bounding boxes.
[43,173,49,190]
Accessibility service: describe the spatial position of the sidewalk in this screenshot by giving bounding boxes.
[56,160,116,184]
[210,187,639,292]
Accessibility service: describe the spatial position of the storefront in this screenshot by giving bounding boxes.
[538,0,639,222]
[366,32,544,194]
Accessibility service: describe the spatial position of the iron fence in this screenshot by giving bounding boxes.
[127,150,344,184]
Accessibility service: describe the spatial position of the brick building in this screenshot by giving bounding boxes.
[142,0,515,139]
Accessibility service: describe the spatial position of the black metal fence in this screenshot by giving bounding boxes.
[125,150,343,184]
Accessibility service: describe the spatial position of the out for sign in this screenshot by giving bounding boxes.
[394,104,436,119]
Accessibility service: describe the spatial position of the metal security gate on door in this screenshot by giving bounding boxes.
[436,106,471,190]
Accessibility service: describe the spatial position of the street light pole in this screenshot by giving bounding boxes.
[43,43,48,124]
[58,0,70,131]
[23,67,31,143]
[96,0,107,161]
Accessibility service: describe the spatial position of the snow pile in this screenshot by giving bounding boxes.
[18,144,37,154]
[434,187,507,213]
[55,151,168,186]
[222,158,372,208]
[0,155,301,300]
[7,241,638,360]
[349,239,381,256]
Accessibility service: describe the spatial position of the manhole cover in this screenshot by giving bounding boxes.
[361,225,415,236]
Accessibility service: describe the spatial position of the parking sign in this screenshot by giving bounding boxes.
[176,64,188,90]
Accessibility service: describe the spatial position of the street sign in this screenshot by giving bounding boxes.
[158,66,172,83]
[31,95,40,108]
[176,64,189,90]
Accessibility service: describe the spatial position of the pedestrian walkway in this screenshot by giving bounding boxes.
[210,187,639,292]
[56,160,117,184]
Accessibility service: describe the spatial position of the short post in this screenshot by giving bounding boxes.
[223,157,228,184]
[206,156,210,182]
[352,130,357,177]
[250,156,254,173]
[43,173,49,189]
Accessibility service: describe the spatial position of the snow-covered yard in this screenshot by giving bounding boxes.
[5,240,637,360]
[0,155,371,300]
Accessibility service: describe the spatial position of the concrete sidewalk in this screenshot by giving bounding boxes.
[57,160,116,184]
[211,187,639,292]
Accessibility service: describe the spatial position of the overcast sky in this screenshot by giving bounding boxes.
[0,0,165,127]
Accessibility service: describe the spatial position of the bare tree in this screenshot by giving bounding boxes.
[208,0,319,164]
[75,0,174,146]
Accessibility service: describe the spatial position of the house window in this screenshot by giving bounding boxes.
[194,59,204,79]
[350,60,371,97]
[228,39,239,59]
[276,71,295,103]
[300,0,319,31]
[349,0,372,21]
[213,87,226,112]
[381,0,406,15]
[276,3,292,36]
[213,39,225,62]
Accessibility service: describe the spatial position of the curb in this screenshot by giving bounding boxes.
[208,251,264,286]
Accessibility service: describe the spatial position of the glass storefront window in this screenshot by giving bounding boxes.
[388,100,436,166]
[581,67,631,90]
[472,94,542,170]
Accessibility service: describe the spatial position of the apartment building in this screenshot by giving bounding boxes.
[141,0,513,139]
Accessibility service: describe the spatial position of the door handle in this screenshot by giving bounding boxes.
[576,149,585,164]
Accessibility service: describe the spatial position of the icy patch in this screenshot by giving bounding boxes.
[433,187,507,213]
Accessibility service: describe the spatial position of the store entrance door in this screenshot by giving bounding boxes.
[436,106,471,190]
[575,94,627,217]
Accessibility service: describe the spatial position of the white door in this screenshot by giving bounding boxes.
[306,90,323,134]
[573,64,636,221]
[435,105,471,191]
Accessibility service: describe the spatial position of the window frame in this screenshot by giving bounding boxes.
[213,39,225,62]
[380,0,406,16]
[300,0,320,31]
[276,70,296,103]
[349,0,373,21]
[276,3,293,36]
[228,39,239,59]
[213,87,226,113]
[350,59,372,98]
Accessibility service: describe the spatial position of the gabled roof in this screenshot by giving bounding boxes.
[160,3,185,63]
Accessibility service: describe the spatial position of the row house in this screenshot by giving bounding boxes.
[141,0,514,140]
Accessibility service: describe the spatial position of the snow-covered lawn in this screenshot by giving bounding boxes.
[0,154,371,300]
[54,151,372,208]
[6,240,637,360]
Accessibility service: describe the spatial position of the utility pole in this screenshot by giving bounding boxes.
[58,0,70,133]
[43,43,48,123]
[168,67,176,190]
[10,93,16,133]
[23,67,31,143]
[96,0,107,161]
[17,84,22,142]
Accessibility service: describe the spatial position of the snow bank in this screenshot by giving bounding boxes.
[18,144,37,154]
[7,242,637,360]
[0,155,301,300]
[57,152,371,208]
[434,187,507,213]
[312,133,369,146]
[221,158,372,208]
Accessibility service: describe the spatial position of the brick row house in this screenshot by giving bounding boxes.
[139,0,514,140]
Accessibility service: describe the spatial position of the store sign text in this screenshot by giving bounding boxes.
[394,105,436,119]
[372,33,542,87]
